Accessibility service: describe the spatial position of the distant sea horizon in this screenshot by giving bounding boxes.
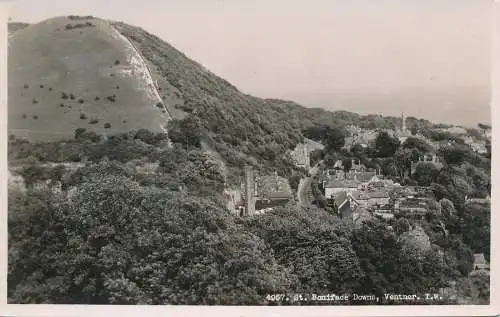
[255,85,491,128]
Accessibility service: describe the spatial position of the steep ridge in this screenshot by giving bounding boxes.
[8,16,170,141]
[109,22,227,178]
[111,22,304,185]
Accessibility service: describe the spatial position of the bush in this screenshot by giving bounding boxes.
[33,115,38,120]
[74,128,86,139]
[22,114,27,119]
[78,98,84,104]
[89,118,99,124]
[61,92,69,100]
[60,103,65,107]
[107,95,116,102]
[32,98,38,104]
[95,96,100,101]
[104,122,112,129]
[23,84,29,89]
[114,59,120,65]
[80,113,87,120]
[156,102,163,109]
[70,93,75,100]
[39,84,44,88]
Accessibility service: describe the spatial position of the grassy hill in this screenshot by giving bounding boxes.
[8,22,30,35]
[10,15,453,183]
[8,16,169,141]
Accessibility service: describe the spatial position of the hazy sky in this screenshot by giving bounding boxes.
[8,0,494,124]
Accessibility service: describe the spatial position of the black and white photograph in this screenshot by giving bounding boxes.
[3,0,497,313]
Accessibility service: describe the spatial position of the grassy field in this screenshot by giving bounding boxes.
[8,16,169,141]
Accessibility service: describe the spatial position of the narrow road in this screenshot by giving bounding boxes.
[298,162,322,207]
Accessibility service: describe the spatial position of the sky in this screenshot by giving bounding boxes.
[8,0,494,126]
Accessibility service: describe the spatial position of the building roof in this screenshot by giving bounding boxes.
[351,191,370,200]
[255,174,292,198]
[474,253,488,265]
[333,160,343,169]
[354,171,377,182]
[304,138,325,152]
[332,191,349,207]
[325,179,361,189]
[369,181,386,188]
[290,143,308,166]
[367,190,390,199]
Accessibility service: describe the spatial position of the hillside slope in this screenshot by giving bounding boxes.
[8,16,170,141]
[8,22,30,36]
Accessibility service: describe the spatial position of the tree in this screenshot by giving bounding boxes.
[375,132,400,158]
[245,206,364,297]
[413,162,440,186]
[402,137,433,153]
[342,157,352,175]
[325,127,346,152]
[168,116,203,149]
[8,175,292,304]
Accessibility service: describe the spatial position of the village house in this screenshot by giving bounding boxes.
[239,166,293,216]
[465,195,491,206]
[290,143,310,171]
[324,179,362,198]
[366,190,391,206]
[328,191,359,219]
[410,153,443,174]
[350,188,390,208]
[343,127,378,150]
[289,138,325,171]
[473,253,490,271]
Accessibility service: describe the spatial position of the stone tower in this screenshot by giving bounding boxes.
[401,113,406,132]
[244,165,256,216]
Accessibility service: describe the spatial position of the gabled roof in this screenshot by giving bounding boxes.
[325,179,361,189]
[332,191,349,207]
[351,191,370,200]
[333,160,343,169]
[354,171,377,182]
[474,253,487,265]
[367,190,390,199]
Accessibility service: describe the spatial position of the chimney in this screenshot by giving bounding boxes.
[244,165,256,216]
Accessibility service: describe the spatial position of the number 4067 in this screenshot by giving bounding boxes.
[266,294,286,301]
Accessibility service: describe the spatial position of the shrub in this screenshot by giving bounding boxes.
[70,93,75,100]
[23,84,29,89]
[107,95,116,102]
[33,115,38,120]
[80,113,87,120]
[61,92,69,100]
[32,98,38,104]
[74,128,86,139]
[48,87,53,91]
[78,98,85,104]
[116,86,120,90]
[9,134,16,141]
[156,102,163,109]
[104,122,112,129]
[60,103,65,107]
[123,120,127,124]
[89,118,99,124]
[39,84,44,88]
[95,96,100,101]
[22,114,27,119]
[114,60,120,65]
[65,24,73,30]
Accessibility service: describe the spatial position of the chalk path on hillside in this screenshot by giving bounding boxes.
[108,24,172,138]
[110,23,231,189]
